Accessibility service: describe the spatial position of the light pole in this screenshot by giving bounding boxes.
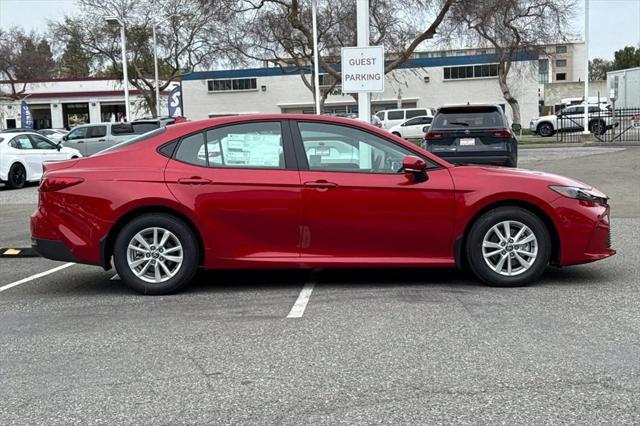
[356,0,370,123]
[152,23,161,117]
[311,0,321,115]
[106,16,131,121]
[582,0,590,134]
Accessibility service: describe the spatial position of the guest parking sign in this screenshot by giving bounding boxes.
[341,46,385,93]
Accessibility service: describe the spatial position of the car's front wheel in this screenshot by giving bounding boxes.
[537,122,555,137]
[113,213,199,295]
[466,207,551,287]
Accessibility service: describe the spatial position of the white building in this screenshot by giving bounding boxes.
[607,67,640,108]
[0,77,171,130]
[182,51,541,125]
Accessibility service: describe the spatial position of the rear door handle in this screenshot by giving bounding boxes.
[304,179,338,190]
[98,139,106,142]
[178,177,212,185]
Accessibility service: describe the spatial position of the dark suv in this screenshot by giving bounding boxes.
[421,104,519,167]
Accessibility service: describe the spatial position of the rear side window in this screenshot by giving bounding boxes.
[175,133,207,166]
[111,124,135,135]
[387,110,404,120]
[431,107,505,129]
[88,126,107,138]
[132,122,160,134]
[406,109,427,119]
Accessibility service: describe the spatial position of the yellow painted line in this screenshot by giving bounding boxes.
[3,249,21,255]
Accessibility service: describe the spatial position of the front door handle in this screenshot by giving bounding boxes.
[98,139,106,142]
[304,179,338,190]
[178,177,212,185]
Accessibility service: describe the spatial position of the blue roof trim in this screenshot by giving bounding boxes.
[182,51,537,81]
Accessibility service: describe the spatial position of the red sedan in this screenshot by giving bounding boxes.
[31,115,615,294]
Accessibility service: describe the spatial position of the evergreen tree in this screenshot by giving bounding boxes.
[59,32,91,77]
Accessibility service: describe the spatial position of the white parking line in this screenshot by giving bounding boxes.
[287,282,315,318]
[0,262,75,293]
[110,274,120,281]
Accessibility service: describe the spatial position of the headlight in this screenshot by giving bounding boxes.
[549,185,608,205]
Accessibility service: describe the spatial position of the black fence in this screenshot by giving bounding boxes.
[556,107,640,143]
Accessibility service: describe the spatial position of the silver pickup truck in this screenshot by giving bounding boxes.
[62,121,163,156]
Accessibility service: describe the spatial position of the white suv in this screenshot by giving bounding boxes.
[530,104,612,137]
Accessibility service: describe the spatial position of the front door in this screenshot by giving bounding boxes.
[292,120,455,262]
[164,120,303,264]
[28,134,68,175]
[64,127,88,155]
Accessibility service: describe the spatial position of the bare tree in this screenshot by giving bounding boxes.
[452,0,576,124]
[225,0,457,112]
[51,0,234,117]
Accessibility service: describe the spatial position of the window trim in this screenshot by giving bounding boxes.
[290,120,443,175]
[443,63,499,81]
[168,119,298,171]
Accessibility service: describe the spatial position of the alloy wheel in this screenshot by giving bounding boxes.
[126,227,184,284]
[482,220,538,277]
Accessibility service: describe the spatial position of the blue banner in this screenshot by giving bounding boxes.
[167,85,183,118]
[21,100,33,129]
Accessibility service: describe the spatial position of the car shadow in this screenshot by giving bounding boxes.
[0,182,39,191]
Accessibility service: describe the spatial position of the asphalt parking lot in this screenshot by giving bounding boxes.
[1,146,639,424]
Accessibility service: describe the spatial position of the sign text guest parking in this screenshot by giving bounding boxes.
[341,46,385,93]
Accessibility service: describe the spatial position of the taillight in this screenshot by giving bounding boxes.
[490,129,513,138]
[425,131,444,140]
[40,177,84,192]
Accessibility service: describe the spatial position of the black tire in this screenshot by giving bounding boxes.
[392,131,402,137]
[505,157,517,168]
[465,207,551,287]
[589,119,606,135]
[6,163,27,189]
[537,122,555,137]
[113,213,199,295]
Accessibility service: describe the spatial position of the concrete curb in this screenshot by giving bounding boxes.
[518,142,640,149]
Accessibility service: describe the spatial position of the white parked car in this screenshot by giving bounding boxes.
[37,128,68,143]
[375,108,436,129]
[0,132,82,189]
[388,115,433,139]
[529,104,613,137]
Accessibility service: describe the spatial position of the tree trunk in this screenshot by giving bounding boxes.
[497,69,521,125]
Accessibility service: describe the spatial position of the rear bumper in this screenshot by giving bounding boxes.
[430,153,516,166]
[31,238,80,263]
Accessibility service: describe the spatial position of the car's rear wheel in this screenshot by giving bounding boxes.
[537,122,555,137]
[589,119,606,135]
[7,163,27,189]
[392,131,402,138]
[113,213,199,295]
[466,207,551,287]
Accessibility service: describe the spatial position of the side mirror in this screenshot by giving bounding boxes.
[56,142,62,151]
[402,155,427,174]
[511,123,522,132]
[422,125,430,133]
[62,135,68,141]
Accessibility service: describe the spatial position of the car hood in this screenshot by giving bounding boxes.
[455,165,606,196]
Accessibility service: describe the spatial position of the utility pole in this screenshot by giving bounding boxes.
[582,0,590,135]
[356,0,370,123]
[312,0,321,115]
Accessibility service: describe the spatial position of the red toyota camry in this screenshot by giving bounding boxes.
[31,115,615,294]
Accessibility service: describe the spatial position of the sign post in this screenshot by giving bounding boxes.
[341,45,384,122]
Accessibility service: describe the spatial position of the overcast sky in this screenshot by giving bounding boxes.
[1,0,639,60]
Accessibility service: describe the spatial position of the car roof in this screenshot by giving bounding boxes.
[0,131,41,137]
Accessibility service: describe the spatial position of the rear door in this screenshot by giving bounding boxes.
[164,120,304,263]
[428,107,511,160]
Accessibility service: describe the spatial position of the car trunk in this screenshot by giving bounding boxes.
[428,128,511,158]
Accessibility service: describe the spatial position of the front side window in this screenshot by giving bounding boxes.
[375,111,385,120]
[404,116,432,126]
[298,122,414,174]
[29,134,56,149]
[67,127,87,140]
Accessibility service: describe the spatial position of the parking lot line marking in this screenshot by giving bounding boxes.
[110,274,120,281]
[287,282,315,318]
[0,262,75,293]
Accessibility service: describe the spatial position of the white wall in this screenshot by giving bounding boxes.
[183,60,540,125]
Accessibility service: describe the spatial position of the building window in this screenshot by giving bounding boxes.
[556,73,567,81]
[556,59,567,67]
[443,63,498,80]
[207,78,257,92]
[538,59,549,83]
[556,45,567,54]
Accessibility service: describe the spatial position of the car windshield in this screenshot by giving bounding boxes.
[431,107,504,129]
[96,127,166,155]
